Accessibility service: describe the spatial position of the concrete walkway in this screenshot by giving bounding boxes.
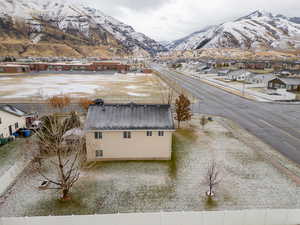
[0,158,32,197]
[1,209,300,225]
[0,139,36,197]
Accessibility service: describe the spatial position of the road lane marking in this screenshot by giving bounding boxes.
[259,119,300,143]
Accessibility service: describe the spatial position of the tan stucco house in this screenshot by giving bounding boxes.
[84,101,175,161]
[0,105,27,138]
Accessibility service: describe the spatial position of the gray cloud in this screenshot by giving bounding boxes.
[83,0,300,41]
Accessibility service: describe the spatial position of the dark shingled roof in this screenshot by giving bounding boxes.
[84,103,175,131]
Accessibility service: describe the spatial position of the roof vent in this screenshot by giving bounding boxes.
[94,99,104,106]
[129,102,136,108]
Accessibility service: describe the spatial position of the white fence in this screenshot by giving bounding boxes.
[1,209,300,225]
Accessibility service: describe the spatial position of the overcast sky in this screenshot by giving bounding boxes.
[84,0,300,42]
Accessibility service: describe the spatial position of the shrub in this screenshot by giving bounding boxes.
[79,98,93,111]
[48,95,71,110]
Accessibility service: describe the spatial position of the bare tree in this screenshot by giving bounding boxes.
[175,94,192,128]
[204,161,220,197]
[36,115,84,200]
[200,116,208,130]
[167,88,175,105]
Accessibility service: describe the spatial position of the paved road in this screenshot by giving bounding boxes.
[151,64,300,164]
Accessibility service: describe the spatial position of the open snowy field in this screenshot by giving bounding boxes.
[0,115,299,217]
[0,72,170,103]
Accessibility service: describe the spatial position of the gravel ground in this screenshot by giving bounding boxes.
[0,115,299,217]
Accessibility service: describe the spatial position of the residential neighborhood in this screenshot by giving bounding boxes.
[0,0,300,225]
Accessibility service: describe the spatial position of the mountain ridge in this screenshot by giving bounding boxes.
[166,10,300,51]
[0,0,165,57]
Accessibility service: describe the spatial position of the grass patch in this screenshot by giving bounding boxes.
[176,128,198,142]
[204,196,218,210]
[25,193,90,216]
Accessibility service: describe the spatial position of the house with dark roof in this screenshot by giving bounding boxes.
[84,102,175,161]
[245,73,276,84]
[268,78,300,92]
[0,105,28,138]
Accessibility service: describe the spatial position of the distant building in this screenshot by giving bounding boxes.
[0,64,31,73]
[218,70,230,76]
[0,105,28,138]
[245,74,275,84]
[227,70,252,81]
[268,78,300,92]
[23,61,130,73]
[84,102,175,161]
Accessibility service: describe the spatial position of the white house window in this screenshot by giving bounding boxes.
[158,131,164,136]
[123,131,131,139]
[0,117,2,124]
[94,132,102,139]
[147,131,152,136]
[96,150,103,157]
[15,123,18,129]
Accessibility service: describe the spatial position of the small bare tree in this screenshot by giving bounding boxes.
[200,116,208,130]
[167,88,174,105]
[204,161,220,197]
[175,94,192,128]
[36,115,84,200]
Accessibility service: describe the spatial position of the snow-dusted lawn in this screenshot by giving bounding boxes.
[0,139,24,176]
[0,73,169,103]
[0,115,299,216]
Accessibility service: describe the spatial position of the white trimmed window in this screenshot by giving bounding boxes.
[95,132,102,139]
[147,131,152,136]
[123,131,131,139]
[158,131,164,136]
[96,150,103,157]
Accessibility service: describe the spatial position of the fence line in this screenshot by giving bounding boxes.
[1,209,300,225]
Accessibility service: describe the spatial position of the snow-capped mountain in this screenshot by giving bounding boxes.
[167,10,300,51]
[0,0,165,56]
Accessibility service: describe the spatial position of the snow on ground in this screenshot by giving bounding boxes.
[127,92,150,97]
[0,115,299,217]
[0,73,168,102]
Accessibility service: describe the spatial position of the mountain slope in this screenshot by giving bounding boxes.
[0,0,165,57]
[167,10,300,51]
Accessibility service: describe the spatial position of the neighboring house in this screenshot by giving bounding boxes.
[84,102,175,161]
[226,70,252,81]
[218,70,230,76]
[0,105,27,138]
[268,78,300,92]
[245,74,275,84]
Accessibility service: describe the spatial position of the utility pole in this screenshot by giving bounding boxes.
[242,71,246,96]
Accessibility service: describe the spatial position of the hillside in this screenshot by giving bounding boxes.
[0,0,165,57]
[166,10,300,51]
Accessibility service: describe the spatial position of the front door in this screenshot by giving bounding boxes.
[9,125,13,136]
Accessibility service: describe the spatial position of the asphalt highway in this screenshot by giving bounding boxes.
[151,64,300,164]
